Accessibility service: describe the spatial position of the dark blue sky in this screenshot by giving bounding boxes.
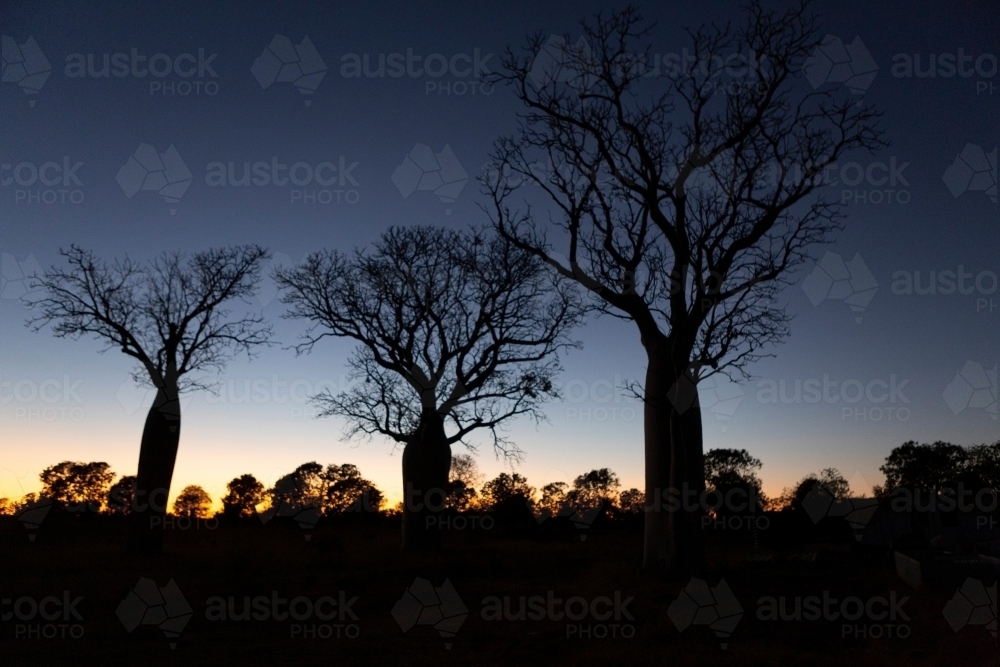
[1,0,997,505]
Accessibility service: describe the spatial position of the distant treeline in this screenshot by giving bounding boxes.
[2,440,997,519]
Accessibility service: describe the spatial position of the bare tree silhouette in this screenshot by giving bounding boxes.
[26,245,272,555]
[274,226,581,550]
[485,2,885,571]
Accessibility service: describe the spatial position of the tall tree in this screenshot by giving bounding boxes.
[26,245,272,554]
[485,3,884,571]
[275,226,581,550]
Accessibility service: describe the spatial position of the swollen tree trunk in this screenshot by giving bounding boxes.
[127,383,182,556]
[642,340,707,573]
[667,384,706,573]
[401,409,451,552]
[643,344,672,569]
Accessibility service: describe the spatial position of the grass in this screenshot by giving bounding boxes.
[0,514,996,666]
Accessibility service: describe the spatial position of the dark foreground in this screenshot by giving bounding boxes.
[0,514,996,667]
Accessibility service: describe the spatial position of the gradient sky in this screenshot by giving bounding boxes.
[1,0,997,509]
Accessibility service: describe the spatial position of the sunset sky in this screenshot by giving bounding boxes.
[1,0,996,509]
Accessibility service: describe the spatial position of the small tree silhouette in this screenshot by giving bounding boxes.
[39,461,115,513]
[107,476,137,515]
[222,474,266,518]
[0,498,15,515]
[618,488,644,514]
[538,481,569,517]
[448,454,483,511]
[323,464,383,514]
[568,468,620,511]
[704,449,766,515]
[481,472,536,511]
[878,441,968,495]
[172,485,212,518]
[268,463,326,512]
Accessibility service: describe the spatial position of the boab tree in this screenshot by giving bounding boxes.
[275,226,581,550]
[485,3,884,571]
[26,245,271,554]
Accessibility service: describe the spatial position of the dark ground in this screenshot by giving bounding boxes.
[0,513,996,667]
